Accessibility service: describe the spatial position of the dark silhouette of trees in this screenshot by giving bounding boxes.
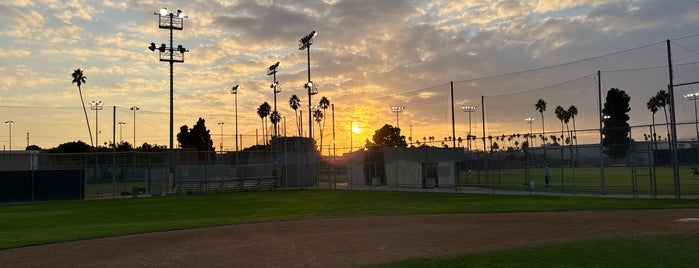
[257,102,271,144]
[270,111,281,137]
[176,118,214,152]
[47,140,92,153]
[26,145,41,151]
[602,88,631,158]
[366,124,407,148]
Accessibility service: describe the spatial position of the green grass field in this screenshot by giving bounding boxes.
[2,190,698,251]
[365,233,699,267]
[0,190,699,267]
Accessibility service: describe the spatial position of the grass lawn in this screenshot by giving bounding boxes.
[2,190,699,249]
[365,233,699,268]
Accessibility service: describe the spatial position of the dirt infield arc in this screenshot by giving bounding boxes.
[2,209,699,267]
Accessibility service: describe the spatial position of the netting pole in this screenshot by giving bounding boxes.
[113,106,117,198]
[451,81,456,148]
[666,40,681,199]
[598,70,606,194]
[481,96,487,183]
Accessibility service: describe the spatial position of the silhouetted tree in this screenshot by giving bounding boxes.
[602,88,631,158]
[48,140,92,153]
[535,98,547,160]
[289,95,301,136]
[365,124,407,148]
[257,102,271,144]
[26,145,41,151]
[318,96,330,152]
[72,69,93,147]
[177,118,215,152]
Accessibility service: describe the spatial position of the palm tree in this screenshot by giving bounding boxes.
[535,99,547,160]
[318,96,330,152]
[289,95,301,136]
[71,69,93,147]
[313,109,323,149]
[647,96,660,143]
[554,106,566,141]
[568,105,579,165]
[257,102,271,145]
[655,90,671,141]
[270,111,281,137]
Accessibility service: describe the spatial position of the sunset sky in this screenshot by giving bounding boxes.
[2,0,699,153]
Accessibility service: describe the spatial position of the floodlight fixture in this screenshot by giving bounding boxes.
[267,61,280,75]
[298,30,317,50]
[389,106,405,128]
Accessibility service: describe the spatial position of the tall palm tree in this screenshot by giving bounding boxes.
[655,90,671,140]
[257,102,271,145]
[71,69,93,147]
[568,105,578,145]
[270,111,281,137]
[647,96,660,143]
[568,105,579,166]
[289,95,301,136]
[554,106,566,142]
[535,99,547,160]
[313,109,323,149]
[318,96,330,152]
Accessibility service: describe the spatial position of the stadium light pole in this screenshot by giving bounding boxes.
[217,121,224,153]
[526,117,535,145]
[130,106,139,147]
[299,30,318,139]
[525,117,535,184]
[149,7,188,189]
[389,106,405,129]
[267,62,281,137]
[91,101,103,148]
[685,92,699,161]
[230,84,239,151]
[462,105,477,152]
[118,122,126,143]
[5,120,14,152]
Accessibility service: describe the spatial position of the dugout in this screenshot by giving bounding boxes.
[0,169,85,203]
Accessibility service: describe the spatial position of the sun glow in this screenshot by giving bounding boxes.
[352,126,361,133]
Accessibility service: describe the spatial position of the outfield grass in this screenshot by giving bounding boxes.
[365,233,699,268]
[2,190,699,249]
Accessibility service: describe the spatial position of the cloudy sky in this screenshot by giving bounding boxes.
[2,0,699,152]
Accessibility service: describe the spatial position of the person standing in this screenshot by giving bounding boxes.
[544,165,551,187]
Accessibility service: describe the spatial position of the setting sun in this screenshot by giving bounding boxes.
[352,126,361,133]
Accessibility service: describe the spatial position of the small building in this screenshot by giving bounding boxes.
[347,146,465,188]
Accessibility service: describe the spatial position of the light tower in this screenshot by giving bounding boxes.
[389,106,405,128]
[149,8,188,189]
[299,30,318,139]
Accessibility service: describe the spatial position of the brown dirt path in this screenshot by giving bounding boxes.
[2,209,699,267]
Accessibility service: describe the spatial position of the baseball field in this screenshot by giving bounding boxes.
[1,190,699,267]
